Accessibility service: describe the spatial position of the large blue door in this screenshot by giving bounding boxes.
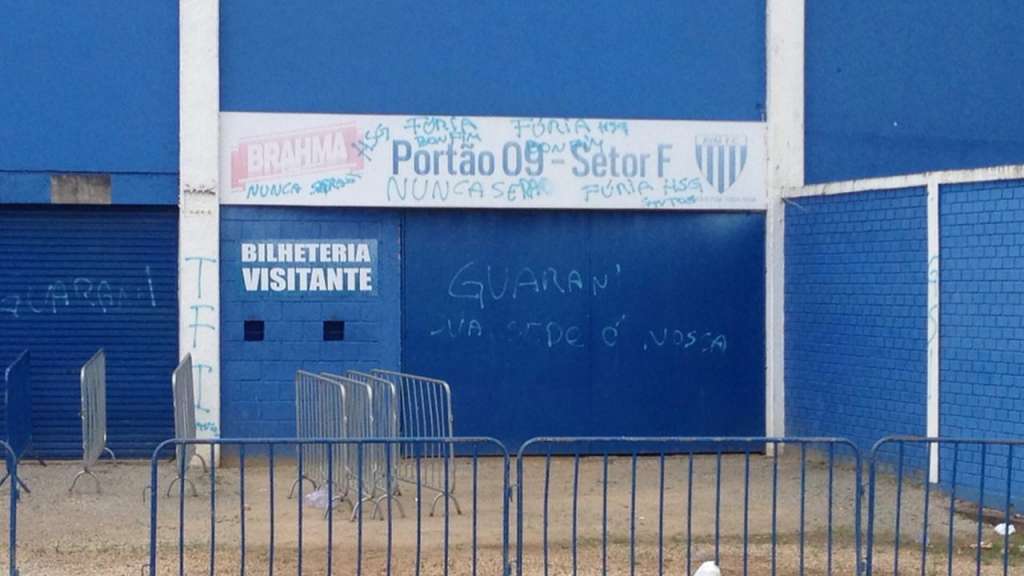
[0,206,178,457]
[402,210,765,447]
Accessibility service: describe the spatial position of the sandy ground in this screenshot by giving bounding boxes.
[0,450,1018,575]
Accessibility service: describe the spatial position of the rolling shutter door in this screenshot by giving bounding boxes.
[0,206,178,458]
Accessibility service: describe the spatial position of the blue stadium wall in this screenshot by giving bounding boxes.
[806,1,1024,182]
[938,180,1024,502]
[0,2,180,455]
[217,0,769,441]
[219,207,402,438]
[3,1,1024,454]
[785,189,928,454]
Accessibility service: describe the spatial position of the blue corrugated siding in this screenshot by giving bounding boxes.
[939,180,1024,505]
[0,206,178,458]
[219,207,402,439]
[785,189,928,457]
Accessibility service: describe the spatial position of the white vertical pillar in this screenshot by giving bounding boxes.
[765,0,805,438]
[179,0,221,442]
[927,178,940,482]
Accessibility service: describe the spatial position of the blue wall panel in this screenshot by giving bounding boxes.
[220,207,402,439]
[939,180,1024,504]
[785,189,928,455]
[0,173,178,206]
[806,1,1024,183]
[0,1,178,175]
[0,206,178,458]
[402,210,765,448]
[221,1,765,120]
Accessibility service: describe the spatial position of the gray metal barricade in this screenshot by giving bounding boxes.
[166,354,208,496]
[320,372,383,518]
[346,370,401,495]
[290,370,349,507]
[69,348,115,494]
[371,369,460,515]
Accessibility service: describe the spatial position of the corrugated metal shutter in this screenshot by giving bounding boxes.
[0,206,177,458]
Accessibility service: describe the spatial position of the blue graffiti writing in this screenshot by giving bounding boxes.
[583,179,655,203]
[643,329,727,353]
[597,120,630,136]
[511,118,593,139]
[246,181,302,199]
[642,195,697,209]
[0,268,158,319]
[188,304,216,348]
[430,315,484,338]
[447,261,621,310]
[386,176,551,204]
[491,178,552,202]
[403,116,481,149]
[310,172,362,195]
[184,256,216,299]
[663,177,704,195]
[352,123,390,161]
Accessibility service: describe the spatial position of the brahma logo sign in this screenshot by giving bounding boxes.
[229,123,365,192]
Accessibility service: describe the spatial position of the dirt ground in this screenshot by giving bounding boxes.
[0,450,1019,575]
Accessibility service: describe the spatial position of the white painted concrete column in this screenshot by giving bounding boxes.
[765,0,804,438]
[927,178,940,482]
[179,0,221,440]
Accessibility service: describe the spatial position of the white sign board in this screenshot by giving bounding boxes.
[220,112,766,210]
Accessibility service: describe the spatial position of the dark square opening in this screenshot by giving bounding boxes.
[323,320,345,341]
[244,320,265,342]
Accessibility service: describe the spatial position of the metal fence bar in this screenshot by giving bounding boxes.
[0,351,31,494]
[867,436,1024,576]
[516,437,863,576]
[69,348,114,494]
[370,369,459,515]
[147,437,508,576]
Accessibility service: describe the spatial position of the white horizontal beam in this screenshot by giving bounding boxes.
[786,163,1024,198]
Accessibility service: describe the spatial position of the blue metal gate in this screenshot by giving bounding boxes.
[402,210,766,447]
[0,206,178,457]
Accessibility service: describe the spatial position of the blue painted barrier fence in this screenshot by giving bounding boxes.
[144,435,1024,576]
[0,351,31,494]
[516,438,863,576]
[147,437,509,576]
[0,440,19,576]
[867,436,1024,576]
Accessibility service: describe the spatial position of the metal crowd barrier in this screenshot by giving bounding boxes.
[147,437,509,576]
[0,351,32,494]
[516,437,863,576]
[165,354,208,497]
[371,369,459,515]
[142,433,1024,576]
[346,371,401,498]
[0,441,19,576]
[321,372,392,519]
[867,436,1024,576]
[290,371,350,511]
[68,348,115,494]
